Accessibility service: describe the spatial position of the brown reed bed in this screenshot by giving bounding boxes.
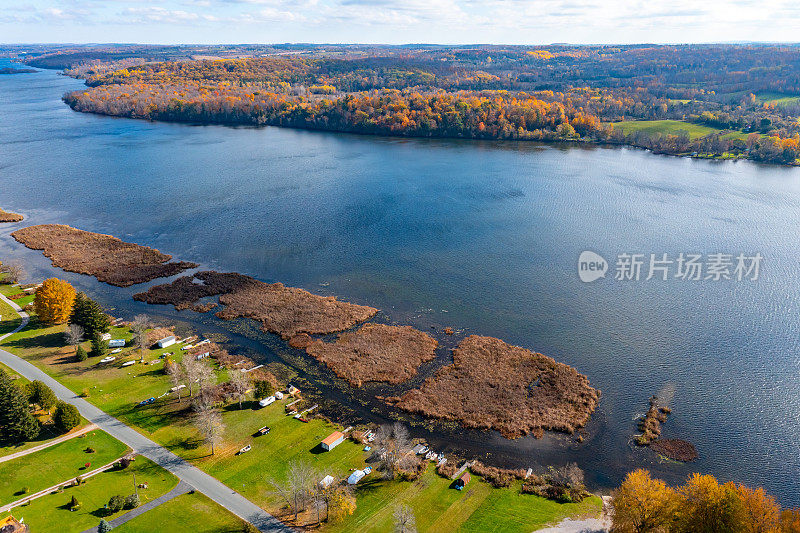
[304,324,437,386]
[134,270,378,338]
[649,438,698,462]
[11,224,196,286]
[0,208,23,223]
[387,335,600,439]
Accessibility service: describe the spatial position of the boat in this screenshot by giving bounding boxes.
[238,445,252,455]
[121,361,135,367]
[99,356,116,364]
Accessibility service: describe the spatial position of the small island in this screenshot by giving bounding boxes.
[0,67,37,74]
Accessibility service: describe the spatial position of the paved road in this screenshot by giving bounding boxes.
[80,480,193,533]
[0,424,98,464]
[0,292,290,532]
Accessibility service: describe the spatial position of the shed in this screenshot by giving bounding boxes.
[108,339,126,348]
[321,431,345,451]
[320,475,335,488]
[156,336,176,348]
[454,472,471,490]
[347,470,366,485]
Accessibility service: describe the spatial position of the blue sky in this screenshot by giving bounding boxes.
[2,0,799,45]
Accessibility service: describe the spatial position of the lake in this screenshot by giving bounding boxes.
[2,59,799,503]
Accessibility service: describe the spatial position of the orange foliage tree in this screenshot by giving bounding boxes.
[33,278,76,324]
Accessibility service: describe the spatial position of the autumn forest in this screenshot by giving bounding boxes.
[12,43,800,164]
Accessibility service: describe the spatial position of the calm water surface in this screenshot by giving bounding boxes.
[2,60,799,503]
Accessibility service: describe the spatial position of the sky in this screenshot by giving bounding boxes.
[2,0,800,45]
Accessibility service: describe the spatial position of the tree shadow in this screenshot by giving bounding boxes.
[4,330,63,351]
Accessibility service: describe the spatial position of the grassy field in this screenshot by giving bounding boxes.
[113,492,244,533]
[0,304,603,531]
[0,429,128,505]
[0,456,179,533]
[756,92,800,107]
[610,119,751,141]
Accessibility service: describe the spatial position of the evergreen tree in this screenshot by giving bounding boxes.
[0,370,40,443]
[53,401,81,433]
[69,293,111,339]
[97,520,112,533]
[75,345,88,362]
[27,380,57,413]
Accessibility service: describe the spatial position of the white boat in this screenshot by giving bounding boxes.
[110,348,122,354]
[238,445,251,454]
[121,361,135,367]
[99,356,116,364]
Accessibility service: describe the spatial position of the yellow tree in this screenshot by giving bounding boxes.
[611,469,676,533]
[34,278,76,324]
[736,485,781,533]
[674,473,745,533]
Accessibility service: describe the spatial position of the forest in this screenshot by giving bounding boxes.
[8,43,800,164]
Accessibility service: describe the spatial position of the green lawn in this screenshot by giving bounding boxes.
[756,92,800,107]
[0,316,603,532]
[0,429,127,505]
[0,293,24,337]
[0,456,179,533]
[113,492,243,533]
[610,119,724,139]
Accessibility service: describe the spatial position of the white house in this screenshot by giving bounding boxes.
[108,339,126,348]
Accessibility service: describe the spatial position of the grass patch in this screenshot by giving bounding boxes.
[0,456,178,533]
[756,92,800,107]
[113,492,243,533]
[0,429,127,504]
[610,119,723,139]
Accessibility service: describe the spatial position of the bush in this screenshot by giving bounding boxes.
[69,495,81,511]
[53,401,81,433]
[124,493,140,509]
[85,446,95,453]
[253,380,274,398]
[74,475,83,486]
[98,519,112,533]
[75,346,88,362]
[117,457,132,470]
[27,380,57,412]
[108,494,125,513]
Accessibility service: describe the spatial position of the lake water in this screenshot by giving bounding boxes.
[2,59,799,503]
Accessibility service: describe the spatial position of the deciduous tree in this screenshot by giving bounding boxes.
[34,278,76,324]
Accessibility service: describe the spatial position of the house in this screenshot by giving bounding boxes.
[454,472,471,490]
[0,515,28,532]
[347,470,366,485]
[108,339,125,348]
[321,431,345,451]
[320,475,335,488]
[156,336,176,348]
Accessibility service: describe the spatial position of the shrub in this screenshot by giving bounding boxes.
[27,380,57,412]
[253,380,274,398]
[74,476,83,486]
[85,447,95,453]
[75,346,88,361]
[53,401,81,432]
[69,495,81,511]
[108,494,125,513]
[117,457,132,470]
[98,519,112,533]
[124,493,140,509]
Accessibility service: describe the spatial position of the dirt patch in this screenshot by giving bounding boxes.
[11,224,196,287]
[0,208,23,223]
[304,324,437,386]
[134,271,378,338]
[386,335,600,439]
[650,439,698,462]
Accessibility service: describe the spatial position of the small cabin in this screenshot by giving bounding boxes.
[321,431,344,451]
[454,472,471,490]
[156,336,176,349]
[108,339,125,348]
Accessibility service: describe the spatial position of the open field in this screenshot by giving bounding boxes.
[0,429,127,505]
[757,92,800,107]
[0,456,179,533]
[113,491,244,533]
[610,119,750,140]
